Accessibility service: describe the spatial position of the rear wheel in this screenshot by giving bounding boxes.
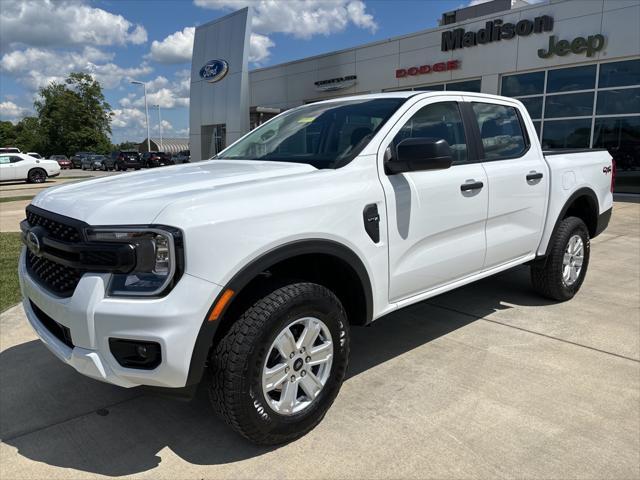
[531,216,590,301]
[208,282,349,445]
[27,168,47,183]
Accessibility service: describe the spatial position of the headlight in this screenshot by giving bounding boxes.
[85,227,183,297]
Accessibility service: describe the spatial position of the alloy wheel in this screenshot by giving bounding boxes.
[261,316,333,416]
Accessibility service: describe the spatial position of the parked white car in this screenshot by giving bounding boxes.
[0,153,61,183]
[18,92,613,444]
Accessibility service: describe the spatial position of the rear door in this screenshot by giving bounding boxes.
[378,95,489,302]
[464,97,549,269]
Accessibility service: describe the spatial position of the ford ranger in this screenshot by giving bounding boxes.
[18,92,613,444]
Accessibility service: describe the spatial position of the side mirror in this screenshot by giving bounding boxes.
[385,138,453,174]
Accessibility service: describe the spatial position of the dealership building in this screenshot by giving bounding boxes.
[189,0,640,193]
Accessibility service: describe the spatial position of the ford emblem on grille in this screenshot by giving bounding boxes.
[26,228,43,256]
[199,59,229,83]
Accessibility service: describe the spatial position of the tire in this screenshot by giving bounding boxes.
[27,168,47,183]
[208,282,350,445]
[531,216,590,301]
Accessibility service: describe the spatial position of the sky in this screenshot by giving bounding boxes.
[1,0,493,144]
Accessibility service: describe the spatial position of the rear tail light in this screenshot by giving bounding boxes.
[611,157,616,193]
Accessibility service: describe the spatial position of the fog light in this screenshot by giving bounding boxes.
[109,338,161,370]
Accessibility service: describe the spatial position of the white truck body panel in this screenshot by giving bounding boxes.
[17,91,614,389]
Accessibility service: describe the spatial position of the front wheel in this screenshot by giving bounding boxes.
[208,282,350,445]
[27,168,47,183]
[531,216,590,301]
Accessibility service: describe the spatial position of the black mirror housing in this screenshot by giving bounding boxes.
[385,138,453,174]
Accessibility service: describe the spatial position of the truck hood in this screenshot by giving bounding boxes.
[32,160,316,225]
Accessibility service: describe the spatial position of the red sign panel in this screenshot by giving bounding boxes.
[396,60,460,78]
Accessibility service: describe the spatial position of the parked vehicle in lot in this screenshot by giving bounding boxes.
[18,92,613,445]
[172,150,191,164]
[0,147,21,154]
[0,153,60,183]
[49,155,72,169]
[81,155,97,170]
[71,152,95,169]
[111,150,142,171]
[27,152,43,159]
[89,155,108,171]
[142,151,174,168]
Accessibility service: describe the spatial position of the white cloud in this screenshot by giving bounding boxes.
[0,47,152,91]
[148,27,195,64]
[249,33,274,63]
[123,72,190,110]
[111,106,187,142]
[0,0,147,52]
[195,0,378,38]
[0,100,30,122]
[150,0,377,65]
[111,107,147,129]
[136,88,190,109]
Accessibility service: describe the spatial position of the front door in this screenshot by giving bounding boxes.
[465,98,549,268]
[378,97,489,302]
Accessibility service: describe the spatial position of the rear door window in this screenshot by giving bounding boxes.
[471,103,527,160]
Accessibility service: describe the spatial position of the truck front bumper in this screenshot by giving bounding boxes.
[19,248,222,389]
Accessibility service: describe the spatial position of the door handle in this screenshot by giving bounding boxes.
[460,181,484,192]
[526,172,543,181]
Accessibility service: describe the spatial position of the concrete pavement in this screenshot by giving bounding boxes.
[0,202,638,479]
[0,170,119,232]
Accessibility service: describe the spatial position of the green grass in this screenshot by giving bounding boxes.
[1,232,23,313]
[0,195,35,203]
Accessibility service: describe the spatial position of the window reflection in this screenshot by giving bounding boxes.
[542,119,591,149]
[547,65,596,93]
[596,88,640,115]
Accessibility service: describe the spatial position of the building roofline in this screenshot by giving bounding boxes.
[250,0,550,74]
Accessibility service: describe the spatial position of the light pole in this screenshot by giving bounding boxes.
[131,80,150,152]
[153,104,163,151]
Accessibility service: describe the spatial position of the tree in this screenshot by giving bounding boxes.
[35,72,113,156]
[115,141,139,151]
[14,117,45,153]
[0,121,17,147]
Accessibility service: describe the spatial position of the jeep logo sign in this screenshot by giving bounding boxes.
[538,34,605,58]
[199,59,229,83]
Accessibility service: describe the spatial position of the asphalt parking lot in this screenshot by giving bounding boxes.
[0,201,638,479]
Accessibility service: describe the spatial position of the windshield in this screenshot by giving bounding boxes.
[216,98,406,169]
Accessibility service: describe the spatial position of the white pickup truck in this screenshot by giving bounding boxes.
[18,92,613,444]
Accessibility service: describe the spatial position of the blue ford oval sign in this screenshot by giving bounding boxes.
[199,59,229,83]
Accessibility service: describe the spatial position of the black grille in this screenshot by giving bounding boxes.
[25,207,85,297]
[27,251,84,297]
[30,300,74,348]
[26,209,82,242]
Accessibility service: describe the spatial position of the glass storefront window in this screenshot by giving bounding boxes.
[446,79,481,92]
[541,119,591,149]
[544,92,594,118]
[501,71,545,97]
[414,84,444,91]
[594,116,640,194]
[519,96,543,119]
[596,88,640,115]
[546,65,596,93]
[599,59,640,88]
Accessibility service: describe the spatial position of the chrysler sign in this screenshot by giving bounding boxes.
[315,75,357,91]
